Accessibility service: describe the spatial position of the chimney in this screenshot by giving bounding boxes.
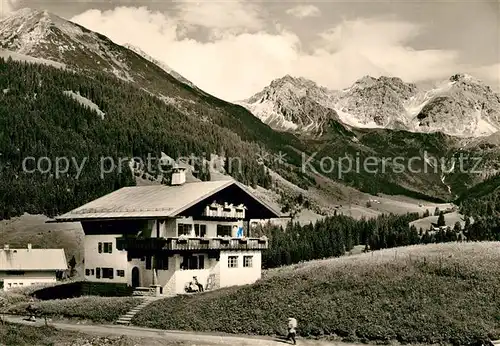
[27,243,32,251]
[170,165,186,186]
[3,244,9,251]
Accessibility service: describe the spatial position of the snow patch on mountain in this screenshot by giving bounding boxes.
[63,90,105,119]
[0,48,65,69]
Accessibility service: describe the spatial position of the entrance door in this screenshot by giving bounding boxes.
[131,267,140,288]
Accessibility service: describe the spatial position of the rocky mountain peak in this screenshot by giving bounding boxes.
[240,72,500,138]
[450,73,481,84]
[0,8,198,89]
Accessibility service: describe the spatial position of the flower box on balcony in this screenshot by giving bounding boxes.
[238,238,248,243]
[200,239,210,244]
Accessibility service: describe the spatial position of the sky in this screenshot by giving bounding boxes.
[1,0,499,101]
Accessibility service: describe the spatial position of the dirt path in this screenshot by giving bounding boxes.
[2,315,362,346]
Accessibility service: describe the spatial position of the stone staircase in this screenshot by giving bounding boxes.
[116,296,161,326]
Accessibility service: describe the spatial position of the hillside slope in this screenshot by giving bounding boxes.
[133,242,500,345]
[0,59,282,218]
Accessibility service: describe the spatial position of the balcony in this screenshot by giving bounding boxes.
[116,237,268,252]
[165,237,268,251]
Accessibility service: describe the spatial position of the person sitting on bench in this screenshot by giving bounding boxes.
[193,276,204,292]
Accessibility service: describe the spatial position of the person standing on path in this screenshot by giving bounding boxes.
[287,317,297,345]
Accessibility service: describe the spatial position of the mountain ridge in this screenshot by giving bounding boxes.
[239,73,500,139]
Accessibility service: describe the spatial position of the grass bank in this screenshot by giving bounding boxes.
[6,296,141,323]
[132,242,500,345]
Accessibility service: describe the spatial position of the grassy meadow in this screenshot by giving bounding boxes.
[133,242,500,345]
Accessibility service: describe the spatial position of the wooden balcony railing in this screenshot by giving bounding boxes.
[165,237,268,251]
[116,237,268,252]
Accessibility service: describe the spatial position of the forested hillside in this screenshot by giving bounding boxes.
[0,58,290,219]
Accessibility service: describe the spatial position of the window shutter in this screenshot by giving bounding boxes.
[98,242,102,253]
[96,268,101,278]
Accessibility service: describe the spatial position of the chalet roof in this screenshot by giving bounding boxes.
[53,179,282,222]
[0,248,67,271]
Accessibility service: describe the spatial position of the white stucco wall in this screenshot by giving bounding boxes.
[172,254,220,293]
[0,271,57,291]
[219,251,262,287]
[84,234,128,284]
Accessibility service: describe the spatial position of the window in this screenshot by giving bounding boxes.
[217,225,232,237]
[145,256,152,270]
[228,256,238,268]
[102,268,114,279]
[181,255,205,270]
[178,223,193,236]
[155,254,169,270]
[91,269,95,275]
[98,242,113,253]
[194,224,207,237]
[96,268,101,279]
[116,270,125,277]
[243,256,253,268]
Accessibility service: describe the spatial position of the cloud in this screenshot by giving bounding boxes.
[285,5,321,18]
[70,7,500,101]
[1,0,18,17]
[174,0,265,34]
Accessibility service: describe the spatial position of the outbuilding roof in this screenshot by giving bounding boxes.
[0,248,67,271]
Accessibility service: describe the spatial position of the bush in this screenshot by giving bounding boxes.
[0,292,31,311]
[132,242,500,345]
[7,296,141,322]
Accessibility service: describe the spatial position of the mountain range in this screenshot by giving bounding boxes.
[0,8,499,221]
[238,73,500,138]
